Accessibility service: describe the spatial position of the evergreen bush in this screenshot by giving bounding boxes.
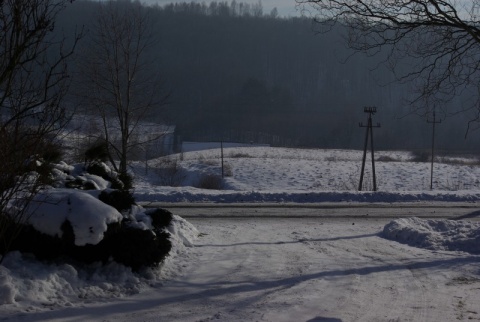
[3,218,172,272]
[84,142,109,164]
[98,190,135,212]
[146,208,173,230]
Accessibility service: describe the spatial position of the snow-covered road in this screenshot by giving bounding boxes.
[19,217,477,322]
[153,218,480,322]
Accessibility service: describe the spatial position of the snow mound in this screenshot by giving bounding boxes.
[167,214,199,250]
[156,215,199,281]
[25,189,123,246]
[0,251,142,306]
[383,217,480,254]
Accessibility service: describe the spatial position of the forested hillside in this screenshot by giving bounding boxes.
[60,0,479,151]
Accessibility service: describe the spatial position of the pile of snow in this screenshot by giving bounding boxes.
[383,217,480,254]
[0,215,198,306]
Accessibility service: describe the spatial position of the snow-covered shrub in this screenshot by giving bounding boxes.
[145,208,173,230]
[5,214,172,272]
[154,157,187,187]
[223,162,233,177]
[1,160,174,272]
[376,155,397,162]
[195,173,224,190]
[0,134,69,260]
[98,189,135,212]
[65,177,98,190]
[116,172,133,190]
[410,150,431,162]
[86,162,126,190]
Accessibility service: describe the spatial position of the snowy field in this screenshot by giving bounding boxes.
[132,146,480,203]
[1,147,480,321]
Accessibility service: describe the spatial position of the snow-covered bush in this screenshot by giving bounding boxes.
[195,173,224,190]
[146,208,174,229]
[410,150,431,162]
[86,162,126,190]
[99,190,136,212]
[154,157,187,187]
[0,161,174,272]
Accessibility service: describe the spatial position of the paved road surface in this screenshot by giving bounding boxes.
[141,202,480,221]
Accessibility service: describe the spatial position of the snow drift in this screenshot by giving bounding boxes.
[383,217,480,254]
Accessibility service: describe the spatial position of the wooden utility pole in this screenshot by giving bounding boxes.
[427,108,441,190]
[359,107,381,191]
[221,140,224,178]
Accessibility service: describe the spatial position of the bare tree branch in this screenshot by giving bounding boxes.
[0,0,80,261]
[298,0,480,119]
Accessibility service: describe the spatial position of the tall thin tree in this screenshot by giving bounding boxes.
[81,0,169,181]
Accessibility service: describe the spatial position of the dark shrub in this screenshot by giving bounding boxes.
[6,222,67,261]
[84,142,109,164]
[65,178,84,189]
[60,220,112,264]
[86,162,127,190]
[35,162,55,186]
[107,227,172,271]
[42,141,64,164]
[65,178,97,190]
[376,155,397,162]
[86,163,110,179]
[98,190,135,212]
[411,150,431,162]
[115,172,133,191]
[146,208,173,230]
[195,173,224,190]
[155,158,186,187]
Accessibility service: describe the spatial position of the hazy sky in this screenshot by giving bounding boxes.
[141,0,302,17]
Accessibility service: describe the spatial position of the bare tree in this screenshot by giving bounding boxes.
[0,0,80,259]
[81,0,169,181]
[297,0,480,118]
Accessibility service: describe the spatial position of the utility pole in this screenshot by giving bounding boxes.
[220,140,224,178]
[359,107,381,191]
[427,108,441,190]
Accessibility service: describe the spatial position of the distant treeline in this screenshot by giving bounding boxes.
[161,0,273,17]
[61,0,480,151]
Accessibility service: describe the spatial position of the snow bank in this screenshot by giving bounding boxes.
[25,189,123,246]
[167,214,199,249]
[383,217,480,254]
[134,188,480,203]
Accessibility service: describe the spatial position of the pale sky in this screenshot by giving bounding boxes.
[140,0,302,18]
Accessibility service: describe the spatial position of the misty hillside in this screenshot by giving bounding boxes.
[60,0,479,151]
